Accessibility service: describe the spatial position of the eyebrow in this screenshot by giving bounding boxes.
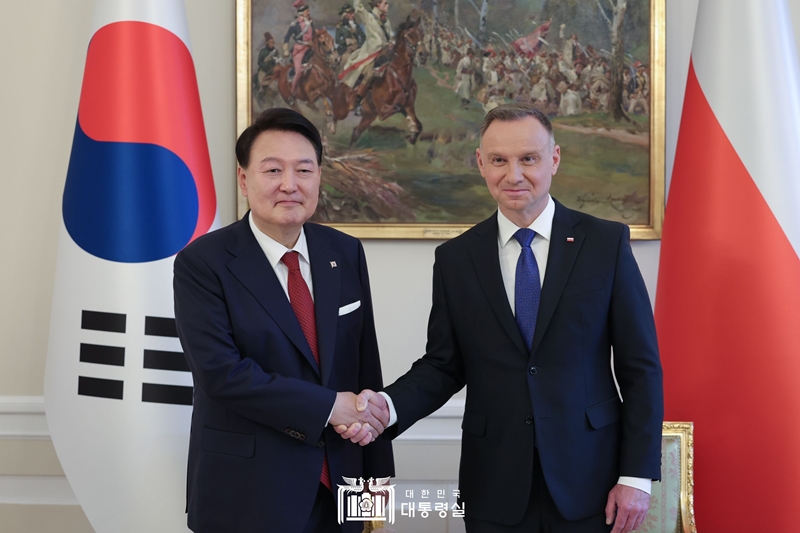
[258,157,316,165]
[488,150,543,158]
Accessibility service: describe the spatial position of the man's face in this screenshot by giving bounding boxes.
[378,0,388,14]
[267,38,275,48]
[476,116,560,224]
[345,12,354,21]
[238,130,320,240]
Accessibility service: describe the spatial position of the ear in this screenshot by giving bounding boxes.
[237,166,249,197]
[551,145,561,175]
[476,147,485,174]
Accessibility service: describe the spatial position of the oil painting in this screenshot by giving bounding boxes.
[237,0,664,238]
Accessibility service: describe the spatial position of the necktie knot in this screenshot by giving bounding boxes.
[514,228,536,248]
[282,251,301,271]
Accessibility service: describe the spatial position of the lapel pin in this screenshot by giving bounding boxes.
[330,261,337,268]
[566,237,574,242]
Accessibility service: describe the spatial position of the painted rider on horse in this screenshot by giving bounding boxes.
[338,0,394,116]
[282,2,315,102]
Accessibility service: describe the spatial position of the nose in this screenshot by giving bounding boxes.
[279,170,299,192]
[507,162,524,183]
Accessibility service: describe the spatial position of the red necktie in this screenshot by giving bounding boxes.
[281,251,331,491]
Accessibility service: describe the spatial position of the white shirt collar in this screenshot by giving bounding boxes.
[248,213,311,269]
[497,195,555,248]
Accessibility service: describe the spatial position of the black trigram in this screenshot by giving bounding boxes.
[78,311,193,405]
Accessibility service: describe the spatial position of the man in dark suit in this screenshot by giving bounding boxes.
[342,103,663,532]
[174,108,393,533]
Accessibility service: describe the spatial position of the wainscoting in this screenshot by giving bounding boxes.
[0,396,466,533]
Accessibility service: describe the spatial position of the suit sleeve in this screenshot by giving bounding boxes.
[353,240,395,477]
[609,225,664,480]
[383,247,467,437]
[174,246,336,446]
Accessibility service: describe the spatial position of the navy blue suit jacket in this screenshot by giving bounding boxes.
[383,200,663,524]
[174,214,394,532]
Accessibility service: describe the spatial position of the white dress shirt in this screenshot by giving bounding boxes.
[381,198,650,494]
[248,214,313,301]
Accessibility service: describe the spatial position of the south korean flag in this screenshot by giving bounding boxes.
[44,1,217,531]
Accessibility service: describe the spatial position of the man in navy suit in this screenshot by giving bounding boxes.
[174,108,393,532]
[343,103,663,533]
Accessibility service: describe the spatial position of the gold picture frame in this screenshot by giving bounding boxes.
[660,422,696,533]
[236,0,665,240]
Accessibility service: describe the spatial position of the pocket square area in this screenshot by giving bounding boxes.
[338,301,361,316]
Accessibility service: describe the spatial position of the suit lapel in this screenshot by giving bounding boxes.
[468,215,529,357]
[225,215,320,376]
[305,224,341,388]
[530,201,584,359]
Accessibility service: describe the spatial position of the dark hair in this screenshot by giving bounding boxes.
[480,103,554,148]
[235,108,323,167]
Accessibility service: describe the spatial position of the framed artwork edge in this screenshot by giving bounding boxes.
[235,0,665,241]
[662,421,696,533]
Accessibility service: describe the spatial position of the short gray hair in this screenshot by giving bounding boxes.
[480,103,555,149]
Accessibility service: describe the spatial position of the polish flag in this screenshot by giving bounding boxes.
[44,1,216,531]
[656,0,800,530]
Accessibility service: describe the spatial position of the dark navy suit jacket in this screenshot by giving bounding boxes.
[174,214,394,532]
[383,200,663,525]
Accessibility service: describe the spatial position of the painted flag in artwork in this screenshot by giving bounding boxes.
[656,0,800,530]
[44,1,216,531]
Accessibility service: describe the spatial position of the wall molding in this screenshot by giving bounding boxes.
[0,396,463,505]
[0,396,49,440]
[0,475,78,505]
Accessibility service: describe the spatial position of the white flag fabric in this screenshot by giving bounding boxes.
[44,1,217,530]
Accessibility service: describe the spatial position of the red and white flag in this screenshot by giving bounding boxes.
[656,0,800,530]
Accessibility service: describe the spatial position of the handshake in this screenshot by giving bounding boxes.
[329,389,390,446]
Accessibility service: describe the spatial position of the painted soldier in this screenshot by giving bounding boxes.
[283,2,315,98]
[339,0,394,115]
[335,4,365,63]
[253,32,278,103]
[455,48,475,109]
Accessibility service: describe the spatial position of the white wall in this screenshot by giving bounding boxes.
[0,0,722,531]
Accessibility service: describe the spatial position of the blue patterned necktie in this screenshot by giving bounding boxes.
[514,228,541,351]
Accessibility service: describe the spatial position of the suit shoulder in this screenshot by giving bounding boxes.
[434,215,495,256]
[177,219,241,260]
[567,206,629,239]
[304,223,363,254]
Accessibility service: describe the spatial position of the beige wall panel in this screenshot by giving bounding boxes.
[0,0,93,395]
[0,440,63,477]
[392,442,460,482]
[0,439,64,476]
[0,504,93,533]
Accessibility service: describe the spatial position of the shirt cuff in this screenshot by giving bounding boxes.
[325,403,335,426]
[377,392,398,427]
[617,476,652,495]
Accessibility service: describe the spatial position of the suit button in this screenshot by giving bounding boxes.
[317,440,326,448]
[284,429,292,435]
[525,416,533,425]
[299,434,306,441]
[529,366,538,375]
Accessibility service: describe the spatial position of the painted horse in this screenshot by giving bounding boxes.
[275,29,339,127]
[332,16,427,145]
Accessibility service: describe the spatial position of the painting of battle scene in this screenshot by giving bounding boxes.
[241,0,663,237]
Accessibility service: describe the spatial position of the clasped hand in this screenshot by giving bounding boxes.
[329,389,388,446]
